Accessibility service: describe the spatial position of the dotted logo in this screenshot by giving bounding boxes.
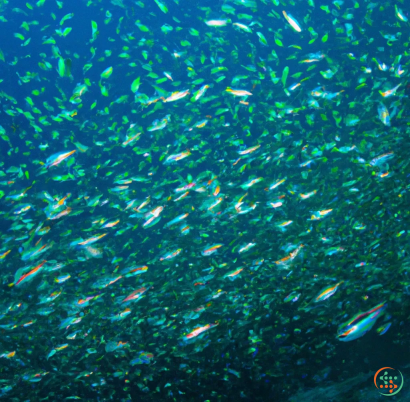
[374,367,404,396]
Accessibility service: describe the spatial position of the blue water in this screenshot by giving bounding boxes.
[0,0,409,401]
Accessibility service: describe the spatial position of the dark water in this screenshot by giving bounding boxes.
[0,0,410,401]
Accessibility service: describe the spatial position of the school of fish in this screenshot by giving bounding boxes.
[0,0,409,400]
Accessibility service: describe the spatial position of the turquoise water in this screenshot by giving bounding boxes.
[0,0,409,400]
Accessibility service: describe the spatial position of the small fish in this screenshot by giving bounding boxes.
[225,88,252,97]
[201,244,223,256]
[163,90,189,102]
[122,287,148,303]
[100,219,120,229]
[313,281,344,303]
[164,213,189,228]
[15,260,47,286]
[101,66,113,79]
[299,190,317,199]
[160,249,182,261]
[192,84,210,101]
[284,292,301,303]
[269,178,286,190]
[55,274,71,283]
[164,150,191,164]
[379,84,401,97]
[163,71,173,81]
[224,268,244,278]
[233,22,252,33]
[185,322,218,339]
[0,250,11,260]
[238,145,260,155]
[44,150,76,169]
[378,103,390,126]
[337,302,387,341]
[121,266,148,278]
[376,322,392,336]
[238,242,256,253]
[395,5,408,22]
[13,204,32,215]
[109,308,131,322]
[77,234,107,246]
[283,11,302,32]
[370,152,394,166]
[205,20,229,27]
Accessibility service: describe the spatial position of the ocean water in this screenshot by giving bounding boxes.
[0,0,409,401]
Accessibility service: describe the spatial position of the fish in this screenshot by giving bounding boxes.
[225,88,253,97]
[185,322,219,339]
[164,213,189,228]
[192,84,210,101]
[164,150,191,164]
[122,287,148,303]
[44,150,76,169]
[201,244,223,256]
[77,234,107,246]
[370,152,394,166]
[379,84,401,97]
[337,302,387,342]
[395,5,408,22]
[160,249,182,261]
[14,260,47,286]
[283,11,302,32]
[377,103,391,126]
[313,281,344,303]
[205,20,229,27]
[163,90,190,102]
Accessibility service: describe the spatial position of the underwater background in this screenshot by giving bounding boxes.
[0,0,410,400]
